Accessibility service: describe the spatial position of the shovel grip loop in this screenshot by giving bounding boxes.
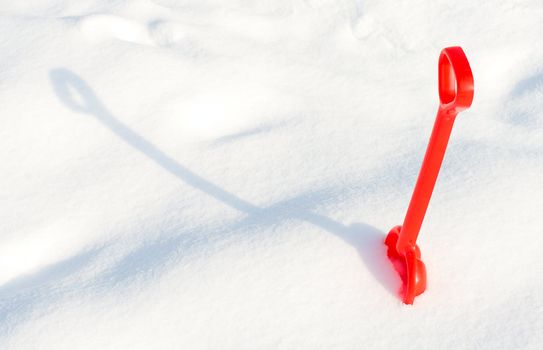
[438,46,474,111]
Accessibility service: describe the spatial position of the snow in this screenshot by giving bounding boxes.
[1,0,543,348]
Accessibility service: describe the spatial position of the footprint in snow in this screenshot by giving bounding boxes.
[79,14,155,46]
[148,20,187,47]
[78,14,187,47]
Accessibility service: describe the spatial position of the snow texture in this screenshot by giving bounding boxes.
[1,0,543,349]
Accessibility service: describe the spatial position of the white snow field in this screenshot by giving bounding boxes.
[2,0,543,349]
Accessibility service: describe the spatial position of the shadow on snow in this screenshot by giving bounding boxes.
[1,69,401,333]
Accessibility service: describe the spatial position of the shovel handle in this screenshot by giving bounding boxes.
[396,47,474,254]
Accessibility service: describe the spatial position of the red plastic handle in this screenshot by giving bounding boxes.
[396,47,474,254]
[438,47,474,111]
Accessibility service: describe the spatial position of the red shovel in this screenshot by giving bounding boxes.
[385,46,474,304]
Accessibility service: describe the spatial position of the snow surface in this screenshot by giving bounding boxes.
[2,0,543,349]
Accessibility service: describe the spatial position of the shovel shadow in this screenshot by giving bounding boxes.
[48,68,400,298]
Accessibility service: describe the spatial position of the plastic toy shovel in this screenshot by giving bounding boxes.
[385,46,474,304]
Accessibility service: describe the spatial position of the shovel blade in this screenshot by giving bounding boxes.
[385,226,427,304]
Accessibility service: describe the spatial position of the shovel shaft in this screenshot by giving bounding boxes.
[396,107,457,254]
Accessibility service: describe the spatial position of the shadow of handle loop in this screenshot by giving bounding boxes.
[438,46,474,112]
[50,68,105,115]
